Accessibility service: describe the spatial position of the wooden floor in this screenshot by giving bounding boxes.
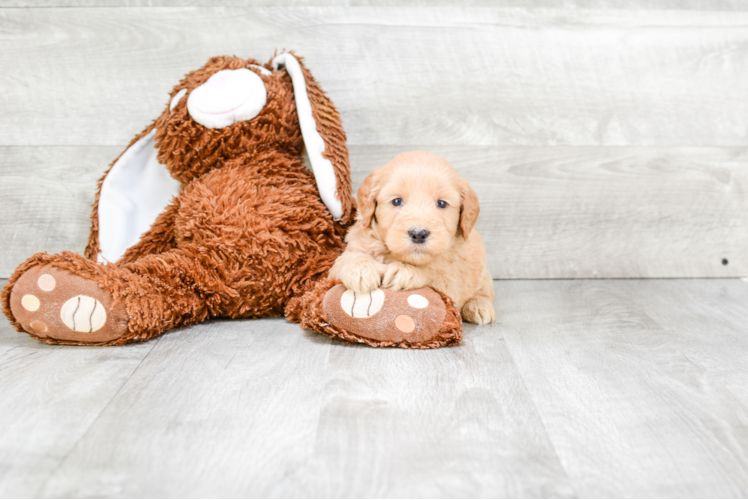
[1,278,748,498]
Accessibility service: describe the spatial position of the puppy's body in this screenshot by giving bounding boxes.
[330,151,495,324]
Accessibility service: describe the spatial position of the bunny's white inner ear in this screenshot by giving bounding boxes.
[272,53,343,220]
[249,64,272,76]
[170,88,187,111]
[98,129,181,264]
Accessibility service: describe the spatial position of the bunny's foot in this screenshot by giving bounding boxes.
[290,280,462,349]
[2,254,130,345]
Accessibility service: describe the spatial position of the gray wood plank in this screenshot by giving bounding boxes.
[498,278,748,497]
[4,278,748,496]
[0,146,117,278]
[34,316,573,498]
[1,7,747,147]
[3,145,744,279]
[351,146,748,279]
[626,279,748,411]
[0,278,156,498]
[5,0,748,8]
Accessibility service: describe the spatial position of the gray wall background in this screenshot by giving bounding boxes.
[1,1,746,278]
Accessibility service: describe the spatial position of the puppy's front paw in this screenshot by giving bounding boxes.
[461,297,496,325]
[341,261,383,294]
[382,262,428,291]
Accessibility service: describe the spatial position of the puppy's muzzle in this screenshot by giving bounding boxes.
[408,228,430,245]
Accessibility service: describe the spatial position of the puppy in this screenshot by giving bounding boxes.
[329,151,495,325]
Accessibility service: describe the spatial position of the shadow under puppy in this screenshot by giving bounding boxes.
[329,151,495,325]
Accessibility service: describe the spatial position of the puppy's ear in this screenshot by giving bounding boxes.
[458,178,480,240]
[357,168,382,228]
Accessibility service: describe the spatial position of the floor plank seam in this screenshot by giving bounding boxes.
[33,336,162,497]
[497,333,578,496]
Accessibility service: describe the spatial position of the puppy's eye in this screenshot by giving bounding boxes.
[392,198,403,207]
[437,200,448,209]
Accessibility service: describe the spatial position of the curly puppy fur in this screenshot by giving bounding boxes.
[329,151,495,325]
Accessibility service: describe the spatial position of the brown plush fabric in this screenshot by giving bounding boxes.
[3,53,351,346]
[117,199,180,264]
[291,280,463,349]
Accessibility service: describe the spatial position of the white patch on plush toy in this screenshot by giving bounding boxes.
[22,294,40,312]
[38,274,56,292]
[98,129,181,263]
[407,294,429,309]
[169,88,187,112]
[340,288,385,318]
[272,53,343,220]
[187,68,267,129]
[60,295,106,333]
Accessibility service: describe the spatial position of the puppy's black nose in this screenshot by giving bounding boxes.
[409,228,430,244]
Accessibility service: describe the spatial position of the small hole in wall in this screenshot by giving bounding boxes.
[722,258,729,266]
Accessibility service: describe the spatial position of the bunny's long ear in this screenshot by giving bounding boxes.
[86,125,181,264]
[272,52,355,225]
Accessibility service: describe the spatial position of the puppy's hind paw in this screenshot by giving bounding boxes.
[461,297,496,325]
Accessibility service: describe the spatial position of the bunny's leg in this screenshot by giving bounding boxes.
[2,239,257,345]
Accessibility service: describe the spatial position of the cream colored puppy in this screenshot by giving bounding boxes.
[329,151,495,325]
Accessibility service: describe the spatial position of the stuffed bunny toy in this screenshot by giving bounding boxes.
[2,52,462,349]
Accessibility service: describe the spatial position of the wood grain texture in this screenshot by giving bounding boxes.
[351,146,748,278]
[4,278,748,497]
[0,282,155,498]
[498,278,748,497]
[0,146,118,278]
[1,7,747,147]
[0,5,745,279]
[3,144,743,279]
[5,0,748,8]
[35,316,573,498]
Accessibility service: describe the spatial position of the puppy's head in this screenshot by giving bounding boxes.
[357,151,479,266]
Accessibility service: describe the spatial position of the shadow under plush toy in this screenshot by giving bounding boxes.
[1,52,462,348]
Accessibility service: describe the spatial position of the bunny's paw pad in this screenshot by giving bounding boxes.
[9,265,128,343]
